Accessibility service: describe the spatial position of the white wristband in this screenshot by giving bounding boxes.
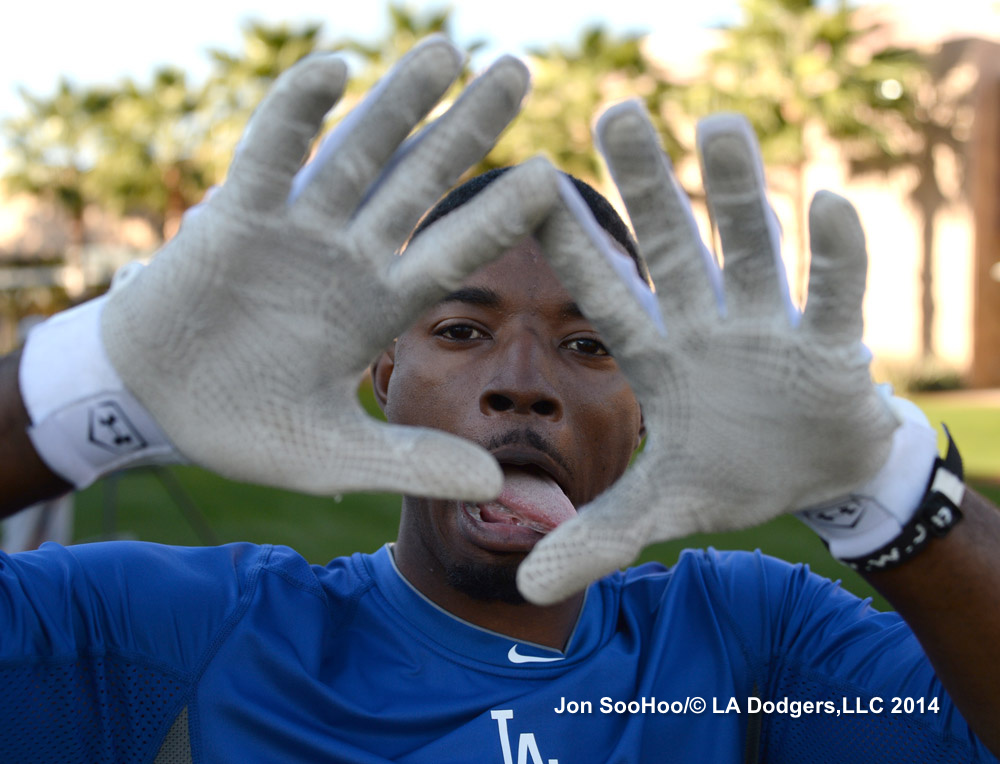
[19,296,183,488]
[797,395,939,560]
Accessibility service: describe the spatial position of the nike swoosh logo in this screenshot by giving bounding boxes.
[507,645,565,664]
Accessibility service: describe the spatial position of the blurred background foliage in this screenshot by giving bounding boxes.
[3,1,964,370]
[3,0,935,251]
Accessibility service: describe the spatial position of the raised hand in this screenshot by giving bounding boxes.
[518,103,898,604]
[25,38,558,501]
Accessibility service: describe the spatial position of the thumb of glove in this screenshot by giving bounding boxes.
[517,477,654,605]
[315,415,504,502]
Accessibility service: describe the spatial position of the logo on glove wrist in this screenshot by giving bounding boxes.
[801,497,869,530]
[89,401,148,454]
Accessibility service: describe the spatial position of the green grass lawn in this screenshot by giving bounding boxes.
[908,393,1000,481]
[70,390,999,613]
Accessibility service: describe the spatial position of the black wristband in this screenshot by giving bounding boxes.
[840,426,964,574]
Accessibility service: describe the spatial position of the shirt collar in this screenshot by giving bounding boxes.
[360,544,613,671]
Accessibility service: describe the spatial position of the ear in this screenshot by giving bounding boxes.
[634,409,647,451]
[370,343,397,413]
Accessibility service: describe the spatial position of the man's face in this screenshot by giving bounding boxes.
[374,236,643,601]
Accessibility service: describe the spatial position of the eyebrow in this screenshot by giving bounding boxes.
[438,287,586,321]
[561,302,585,320]
[439,286,502,308]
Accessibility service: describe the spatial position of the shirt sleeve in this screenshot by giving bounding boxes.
[690,548,998,763]
[0,540,265,762]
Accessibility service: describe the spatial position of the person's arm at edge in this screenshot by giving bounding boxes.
[0,350,72,517]
[863,486,1000,756]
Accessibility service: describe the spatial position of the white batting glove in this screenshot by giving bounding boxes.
[20,38,559,500]
[517,103,900,604]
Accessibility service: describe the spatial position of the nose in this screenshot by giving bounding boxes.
[480,332,562,421]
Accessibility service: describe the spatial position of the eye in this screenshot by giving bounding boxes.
[436,323,488,341]
[563,337,610,356]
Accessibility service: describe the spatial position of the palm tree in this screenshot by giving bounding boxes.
[95,20,333,240]
[849,37,986,361]
[337,3,463,67]
[202,20,329,184]
[332,4,484,133]
[687,0,923,304]
[88,66,211,241]
[2,79,116,294]
[487,25,683,186]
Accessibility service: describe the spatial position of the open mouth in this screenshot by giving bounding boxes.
[465,463,577,537]
[465,501,553,534]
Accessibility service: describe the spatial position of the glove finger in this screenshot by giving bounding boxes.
[289,36,461,221]
[224,55,349,211]
[697,114,797,323]
[317,415,504,501]
[800,191,868,343]
[596,101,724,323]
[516,470,657,605]
[350,55,532,257]
[534,176,666,376]
[385,158,557,318]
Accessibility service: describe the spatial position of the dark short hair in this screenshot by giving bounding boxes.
[410,166,649,284]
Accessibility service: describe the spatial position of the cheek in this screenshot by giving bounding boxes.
[583,375,641,431]
[384,351,474,433]
[572,381,643,485]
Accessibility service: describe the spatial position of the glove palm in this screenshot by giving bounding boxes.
[519,105,898,604]
[102,40,558,499]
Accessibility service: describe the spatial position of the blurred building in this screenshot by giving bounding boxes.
[967,41,1000,388]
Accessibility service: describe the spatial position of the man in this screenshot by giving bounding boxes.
[1,39,998,762]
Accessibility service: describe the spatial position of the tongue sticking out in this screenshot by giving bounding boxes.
[475,466,576,534]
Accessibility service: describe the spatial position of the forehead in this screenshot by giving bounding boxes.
[461,237,570,304]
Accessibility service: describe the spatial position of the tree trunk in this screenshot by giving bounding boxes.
[912,148,942,362]
[918,202,936,360]
[62,204,87,298]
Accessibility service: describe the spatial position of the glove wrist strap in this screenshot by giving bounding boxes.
[19,297,183,488]
[838,429,964,573]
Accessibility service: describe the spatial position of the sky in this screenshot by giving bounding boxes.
[2,1,997,138]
